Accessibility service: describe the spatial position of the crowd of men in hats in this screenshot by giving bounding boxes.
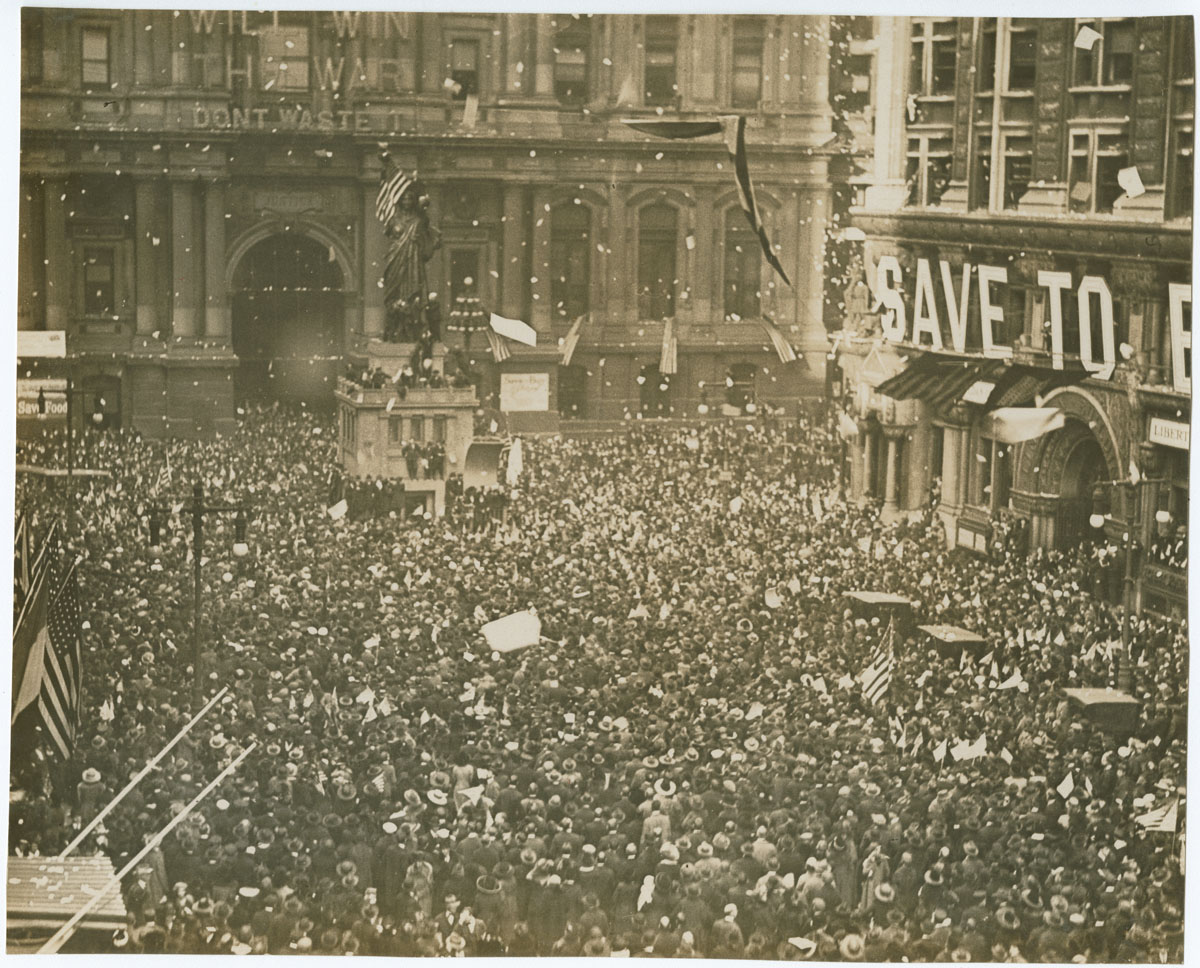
[9,405,1186,959]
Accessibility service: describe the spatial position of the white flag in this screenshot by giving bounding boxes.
[1057,773,1075,799]
[327,499,348,521]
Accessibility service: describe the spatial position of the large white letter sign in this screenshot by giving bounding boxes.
[911,258,944,350]
[1169,282,1192,394]
[876,256,908,343]
[1038,271,1072,370]
[940,261,971,353]
[977,265,1011,359]
[1077,276,1116,377]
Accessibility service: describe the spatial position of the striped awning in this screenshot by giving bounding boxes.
[983,362,1090,408]
[876,354,1006,410]
[659,319,678,375]
[7,854,127,932]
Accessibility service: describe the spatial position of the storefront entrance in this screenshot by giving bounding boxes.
[231,233,345,406]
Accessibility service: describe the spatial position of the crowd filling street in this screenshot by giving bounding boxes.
[10,407,1187,959]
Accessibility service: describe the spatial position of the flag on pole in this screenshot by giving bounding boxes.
[760,319,797,364]
[484,326,512,363]
[20,559,84,759]
[1057,773,1075,799]
[660,317,679,374]
[375,162,415,225]
[560,315,586,366]
[859,619,896,705]
[997,669,1024,690]
[489,312,537,347]
[909,729,924,758]
[1000,747,1013,764]
[932,738,948,764]
[1136,799,1178,832]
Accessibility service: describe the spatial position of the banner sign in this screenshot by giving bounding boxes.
[17,331,66,359]
[500,373,549,413]
[16,379,67,421]
[875,258,1191,392]
[1148,417,1190,450]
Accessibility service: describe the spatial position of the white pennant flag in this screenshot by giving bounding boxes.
[1057,772,1075,799]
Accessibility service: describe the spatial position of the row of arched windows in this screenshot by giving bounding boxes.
[547,199,773,324]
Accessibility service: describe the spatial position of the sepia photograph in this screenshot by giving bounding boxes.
[7,5,1194,960]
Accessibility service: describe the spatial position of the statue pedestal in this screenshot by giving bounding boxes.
[365,340,449,379]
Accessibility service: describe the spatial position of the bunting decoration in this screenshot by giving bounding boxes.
[560,315,586,366]
[620,115,791,286]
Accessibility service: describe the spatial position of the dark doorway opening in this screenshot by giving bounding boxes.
[232,233,344,407]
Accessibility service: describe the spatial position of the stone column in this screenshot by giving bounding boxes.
[18,178,40,331]
[502,183,529,321]
[171,179,198,338]
[534,14,555,97]
[883,432,900,515]
[861,426,874,497]
[134,179,160,336]
[43,176,69,333]
[530,186,553,332]
[203,178,228,339]
[864,17,910,210]
[939,423,961,509]
[504,14,531,94]
[362,174,386,340]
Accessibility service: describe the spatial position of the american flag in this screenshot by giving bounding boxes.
[1136,799,1179,833]
[859,619,896,705]
[14,557,83,759]
[375,163,415,225]
[14,515,54,619]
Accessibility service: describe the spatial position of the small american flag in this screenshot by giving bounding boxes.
[859,619,896,705]
[1136,799,1178,833]
[37,559,84,759]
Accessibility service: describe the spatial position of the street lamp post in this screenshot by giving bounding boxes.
[150,482,250,710]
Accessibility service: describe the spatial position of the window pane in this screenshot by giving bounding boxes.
[1096,150,1128,212]
[1007,29,1037,90]
[1103,22,1134,84]
[905,151,922,206]
[909,39,925,94]
[554,13,591,106]
[638,203,677,319]
[551,204,591,320]
[724,209,761,319]
[928,147,952,205]
[1069,150,1092,213]
[83,249,114,315]
[1173,128,1194,220]
[732,17,763,108]
[1002,137,1032,209]
[645,16,678,105]
[931,36,956,93]
[978,22,997,89]
[972,135,992,210]
[450,40,479,99]
[1074,34,1097,85]
[82,28,108,62]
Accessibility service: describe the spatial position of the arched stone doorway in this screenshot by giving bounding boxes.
[231,232,346,406]
[1014,387,1122,551]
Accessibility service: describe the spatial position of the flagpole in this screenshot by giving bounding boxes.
[57,685,229,859]
[39,741,256,954]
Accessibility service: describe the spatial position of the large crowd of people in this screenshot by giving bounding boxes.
[9,407,1187,960]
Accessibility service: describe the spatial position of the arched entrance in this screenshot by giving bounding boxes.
[1058,433,1106,550]
[231,232,345,405]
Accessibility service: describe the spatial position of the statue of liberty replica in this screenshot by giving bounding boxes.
[376,153,442,342]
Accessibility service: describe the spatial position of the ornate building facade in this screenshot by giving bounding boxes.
[18,10,845,434]
[836,17,1193,616]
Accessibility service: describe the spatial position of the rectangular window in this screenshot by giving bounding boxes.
[83,248,114,316]
[1069,129,1128,213]
[450,38,479,99]
[554,15,590,104]
[81,26,110,87]
[724,214,761,320]
[977,20,998,91]
[389,417,402,444]
[409,416,425,442]
[906,135,952,207]
[931,24,957,94]
[637,203,678,320]
[432,415,447,443]
[731,17,764,108]
[971,133,992,210]
[1074,20,1134,87]
[550,204,591,321]
[644,15,678,106]
[1102,21,1134,85]
[1170,127,1194,220]
[1007,26,1037,91]
[1002,135,1033,209]
[259,26,310,90]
